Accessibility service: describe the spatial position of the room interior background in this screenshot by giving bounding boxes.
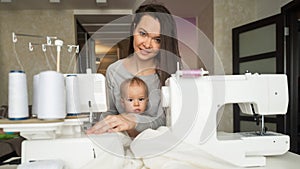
[0,0,292,133]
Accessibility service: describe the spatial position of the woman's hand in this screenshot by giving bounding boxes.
[86,113,136,134]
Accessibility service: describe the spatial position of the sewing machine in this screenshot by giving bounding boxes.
[161,70,290,167]
[0,72,125,169]
[0,69,290,168]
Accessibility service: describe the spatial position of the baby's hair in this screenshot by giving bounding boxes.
[120,77,149,98]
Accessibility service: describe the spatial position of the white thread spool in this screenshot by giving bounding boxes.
[37,71,66,120]
[8,70,29,120]
[66,75,81,115]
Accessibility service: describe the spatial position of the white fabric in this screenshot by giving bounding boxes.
[82,132,145,169]
[131,127,238,169]
[81,128,237,169]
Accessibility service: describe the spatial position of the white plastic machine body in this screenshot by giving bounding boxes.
[0,72,119,169]
[21,134,124,169]
[161,71,290,167]
[65,70,108,113]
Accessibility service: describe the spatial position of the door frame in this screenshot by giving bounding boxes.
[282,0,300,154]
[232,14,285,133]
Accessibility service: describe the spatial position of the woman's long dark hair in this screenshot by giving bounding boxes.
[128,3,181,86]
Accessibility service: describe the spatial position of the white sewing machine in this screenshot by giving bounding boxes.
[0,69,290,168]
[161,70,290,167]
[0,72,126,169]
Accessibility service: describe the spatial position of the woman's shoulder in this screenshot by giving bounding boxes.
[107,59,123,68]
[106,59,131,79]
[106,59,124,73]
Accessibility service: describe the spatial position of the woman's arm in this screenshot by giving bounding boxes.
[86,87,165,134]
[134,101,166,132]
[86,113,136,134]
[105,66,119,116]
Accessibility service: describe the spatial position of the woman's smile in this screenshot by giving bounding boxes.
[139,48,152,55]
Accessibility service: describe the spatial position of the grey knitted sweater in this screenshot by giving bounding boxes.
[104,59,165,132]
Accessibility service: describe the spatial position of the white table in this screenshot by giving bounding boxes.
[258,152,300,169]
[0,152,299,169]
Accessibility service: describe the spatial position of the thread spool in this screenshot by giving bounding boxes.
[8,70,29,120]
[177,69,209,78]
[37,71,66,120]
[66,75,81,116]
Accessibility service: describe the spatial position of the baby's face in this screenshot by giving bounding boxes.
[121,84,148,114]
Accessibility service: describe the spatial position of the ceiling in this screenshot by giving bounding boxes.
[76,14,132,44]
[0,0,141,10]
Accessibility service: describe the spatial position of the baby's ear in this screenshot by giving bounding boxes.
[121,98,125,106]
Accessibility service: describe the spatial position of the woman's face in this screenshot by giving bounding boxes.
[133,15,161,61]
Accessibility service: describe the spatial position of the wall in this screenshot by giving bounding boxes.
[256,0,293,20]
[155,0,214,71]
[214,0,293,132]
[0,10,76,106]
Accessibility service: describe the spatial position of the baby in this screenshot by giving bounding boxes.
[120,76,149,114]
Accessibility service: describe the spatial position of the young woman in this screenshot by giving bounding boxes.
[86,3,181,136]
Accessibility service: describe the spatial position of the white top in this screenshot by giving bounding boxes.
[105,59,165,132]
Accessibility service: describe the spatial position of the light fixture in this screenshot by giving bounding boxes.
[0,0,12,3]
[96,0,107,3]
[49,0,60,3]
